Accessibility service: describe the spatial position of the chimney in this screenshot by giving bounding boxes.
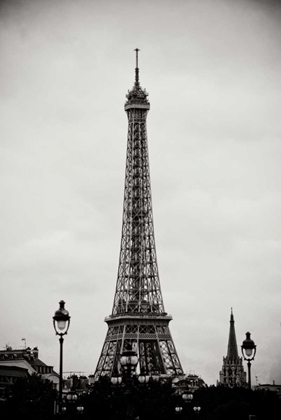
[33,347,39,359]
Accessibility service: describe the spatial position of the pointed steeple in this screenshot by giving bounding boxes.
[219,308,246,387]
[227,308,239,360]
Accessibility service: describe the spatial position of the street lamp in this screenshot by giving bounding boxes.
[120,344,139,377]
[182,392,193,403]
[193,406,201,414]
[119,344,138,420]
[175,392,193,418]
[65,391,78,416]
[175,406,183,414]
[66,391,78,403]
[241,332,257,390]
[111,376,122,385]
[53,300,71,415]
[77,406,84,414]
[138,373,150,384]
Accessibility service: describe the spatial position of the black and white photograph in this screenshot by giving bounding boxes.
[1,0,281,418]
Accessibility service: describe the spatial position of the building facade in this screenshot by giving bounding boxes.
[255,381,281,398]
[0,365,29,402]
[0,345,59,393]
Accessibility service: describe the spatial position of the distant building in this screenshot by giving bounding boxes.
[184,373,206,391]
[218,309,246,387]
[0,365,29,402]
[63,373,89,395]
[255,381,281,398]
[172,373,206,395]
[0,345,59,393]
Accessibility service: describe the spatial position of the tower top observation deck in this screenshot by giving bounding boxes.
[125,48,150,111]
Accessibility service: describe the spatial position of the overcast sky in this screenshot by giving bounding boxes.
[1,0,281,386]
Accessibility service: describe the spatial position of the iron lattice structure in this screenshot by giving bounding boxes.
[94,50,183,380]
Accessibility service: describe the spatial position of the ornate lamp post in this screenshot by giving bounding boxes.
[120,344,139,378]
[174,391,193,418]
[111,376,122,385]
[175,406,183,414]
[77,406,84,414]
[53,300,71,414]
[65,391,78,416]
[119,344,138,420]
[138,373,150,385]
[193,406,201,415]
[182,392,193,404]
[185,392,194,420]
[111,354,153,419]
[66,391,78,403]
[241,332,257,390]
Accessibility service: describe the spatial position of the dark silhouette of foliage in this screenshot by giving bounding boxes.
[191,385,281,420]
[1,374,281,420]
[0,373,57,420]
[76,379,281,420]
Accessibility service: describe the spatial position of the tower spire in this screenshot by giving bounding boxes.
[135,48,139,68]
[227,307,238,359]
[134,48,140,87]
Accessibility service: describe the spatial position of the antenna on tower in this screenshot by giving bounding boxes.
[134,48,140,68]
[134,48,140,86]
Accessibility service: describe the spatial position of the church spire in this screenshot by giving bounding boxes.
[219,308,246,387]
[227,307,239,360]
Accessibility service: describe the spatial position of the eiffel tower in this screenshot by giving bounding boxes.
[93,50,183,380]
